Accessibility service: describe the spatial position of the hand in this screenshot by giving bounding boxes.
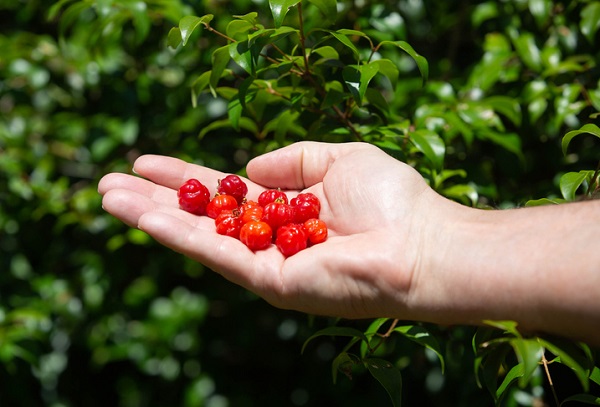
[98,142,450,320]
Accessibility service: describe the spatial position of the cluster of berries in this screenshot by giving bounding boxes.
[177,175,327,257]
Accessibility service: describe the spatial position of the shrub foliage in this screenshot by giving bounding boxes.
[1,0,599,406]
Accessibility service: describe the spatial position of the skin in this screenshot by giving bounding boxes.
[98,141,600,346]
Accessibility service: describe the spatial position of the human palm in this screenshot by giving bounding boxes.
[99,142,435,319]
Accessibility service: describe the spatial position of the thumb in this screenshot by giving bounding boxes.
[246,141,373,190]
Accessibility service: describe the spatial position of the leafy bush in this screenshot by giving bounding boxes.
[1,0,599,406]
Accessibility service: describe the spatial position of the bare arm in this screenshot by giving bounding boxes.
[98,141,600,345]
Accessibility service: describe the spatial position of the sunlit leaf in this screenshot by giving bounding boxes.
[510,338,543,387]
[525,197,565,206]
[167,27,182,48]
[179,15,213,46]
[528,0,551,28]
[561,123,600,155]
[229,41,254,75]
[329,31,361,60]
[226,19,255,40]
[510,29,542,72]
[394,325,445,373]
[342,62,379,106]
[560,171,590,201]
[496,363,524,402]
[409,130,445,171]
[378,40,429,84]
[210,46,232,96]
[539,337,594,392]
[191,71,212,107]
[484,96,522,126]
[580,2,600,44]
[484,320,521,337]
[269,0,301,28]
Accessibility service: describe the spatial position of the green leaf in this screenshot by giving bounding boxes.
[496,363,524,403]
[198,117,258,139]
[474,342,512,397]
[528,0,551,28]
[332,351,355,384]
[329,31,361,60]
[471,2,498,27]
[538,337,593,392]
[210,46,232,96]
[525,197,565,206]
[581,2,600,44]
[510,30,542,72]
[167,27,182,49]
[179,15,213,46]
[379,40,429,84]
[229,41,254,75]
[484,96,522,127]
[228,96,243,131]
[528,97,548,124]
[478,129,523,158]
[359,318,390,358]
[269,0,301,28]
[312,45,340,61]
[342,62,379,106]
[591,366,600,387]
[394,325,445,373]
[372,59,400,88]
[562,123,600,155]
[510,338,543,387]
[484,320,521,337]
[191,72,212,107]
[302,327,369,354]
[226,19,255,40]
[364,358,402,407]
[126,1,151,44]
[560,171,589,201]
[307,0,337,22]
[409,130,445,171]
[232,11,259,24]
[321,80,346,109]
[440,184,478,206]
[263,110,306,144]
[561,394,600,406]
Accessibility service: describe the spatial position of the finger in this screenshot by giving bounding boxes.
[99,173,180,209]
[101,187,211,230]
[132,155,266,199]
[137,211,285,296]
[245,141,375,190]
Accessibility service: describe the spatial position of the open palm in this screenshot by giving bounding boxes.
[99,142,438,320]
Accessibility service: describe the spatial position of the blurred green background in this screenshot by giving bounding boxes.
[1,0,599,406]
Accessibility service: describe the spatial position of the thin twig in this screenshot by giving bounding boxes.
[541,350,560,407]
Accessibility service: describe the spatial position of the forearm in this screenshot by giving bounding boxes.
[416,197,600,344]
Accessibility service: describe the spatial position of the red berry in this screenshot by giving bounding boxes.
[276,223,308,257]
[261,201,295,231]
[240,221,272,251]
[240,200,263,223]
[291,193,321,223]
[206,194,239,219]
[291,192,320,210]
[178,179,211,215]
[217,174,248,204]
[215,209,243,238]
[303,218,328,245]
[258,189,288,206]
